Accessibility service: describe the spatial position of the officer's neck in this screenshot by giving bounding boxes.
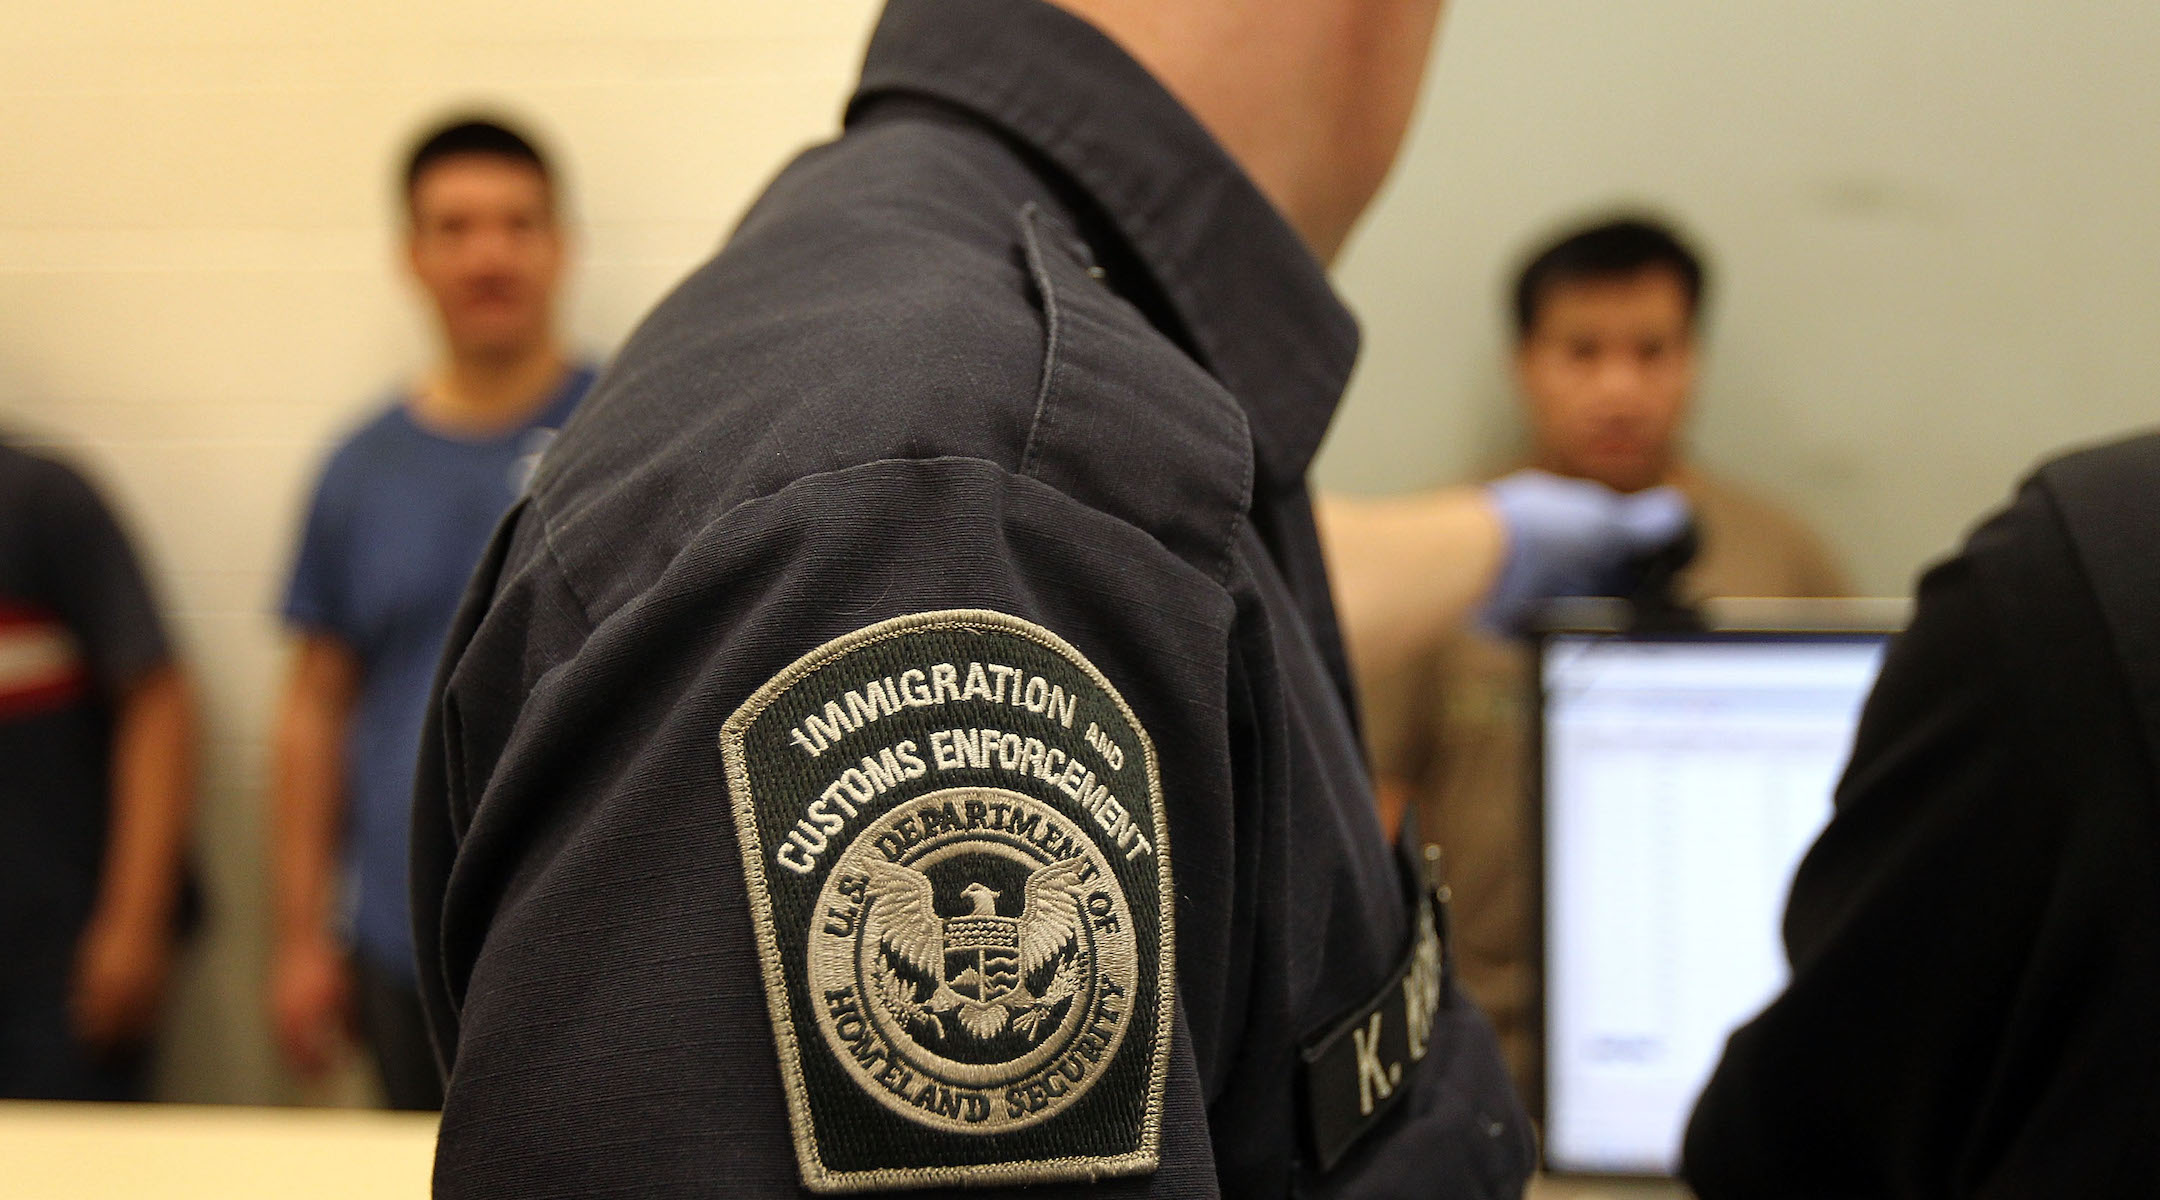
[1047,0,1444,266]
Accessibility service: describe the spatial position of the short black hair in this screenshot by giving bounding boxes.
[402,116,553,212]
[1512,216,1706,340]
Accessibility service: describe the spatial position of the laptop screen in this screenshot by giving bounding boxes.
[1538,631,1889,1175]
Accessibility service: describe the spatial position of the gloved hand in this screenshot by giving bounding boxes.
[1477,469,1692,635]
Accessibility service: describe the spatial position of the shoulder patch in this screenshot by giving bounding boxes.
[720,609,1175,1192]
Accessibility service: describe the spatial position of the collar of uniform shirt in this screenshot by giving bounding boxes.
[849,0,1362,493]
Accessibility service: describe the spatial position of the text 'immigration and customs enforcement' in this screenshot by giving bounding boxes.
[720,609,1174,1193]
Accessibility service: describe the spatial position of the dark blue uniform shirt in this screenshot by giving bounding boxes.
[412,1,1533,1195]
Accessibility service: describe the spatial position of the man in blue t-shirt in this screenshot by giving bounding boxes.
[270,117,595,1110]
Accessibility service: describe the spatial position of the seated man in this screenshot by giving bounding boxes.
[1357,215,1847,1106]
[1686,431,2160,1197]
[0,437,195,1100]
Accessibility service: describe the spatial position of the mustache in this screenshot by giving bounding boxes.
[455,275,527,302]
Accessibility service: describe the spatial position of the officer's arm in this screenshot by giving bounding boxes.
[419,460,1216,1198]
[1319,473,1689,686]
[1316,488,1502,686]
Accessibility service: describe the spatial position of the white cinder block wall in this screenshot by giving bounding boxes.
[5,0,2155,1104]
[2,0,883,1104]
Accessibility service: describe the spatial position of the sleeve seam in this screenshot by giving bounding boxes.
[1016,202,1065,481]
[531,492,601,637]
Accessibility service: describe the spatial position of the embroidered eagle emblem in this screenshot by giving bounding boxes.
[863,856,1093,1042]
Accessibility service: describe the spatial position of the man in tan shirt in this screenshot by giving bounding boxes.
[1359,215,1847,1111]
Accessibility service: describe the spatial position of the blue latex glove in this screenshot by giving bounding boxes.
[1477,469,1692,635]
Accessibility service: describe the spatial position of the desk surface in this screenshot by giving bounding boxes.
[1,1102,436,1199]
[1,1101,1691,1198]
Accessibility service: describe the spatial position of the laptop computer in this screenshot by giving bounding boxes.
[1533,600,1903,1178]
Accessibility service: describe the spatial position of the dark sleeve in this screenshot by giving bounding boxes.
[279,450,355,641]
[1682,477,2153,1197]
[414,457,1227,1198]
[34,454,171,695]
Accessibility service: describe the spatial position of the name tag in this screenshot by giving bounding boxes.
[1297,876,1446,1172]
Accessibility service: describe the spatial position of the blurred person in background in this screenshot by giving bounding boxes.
[1354,214,1848,1106]
[267,116,596,1110]
[0,436,195,1101]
